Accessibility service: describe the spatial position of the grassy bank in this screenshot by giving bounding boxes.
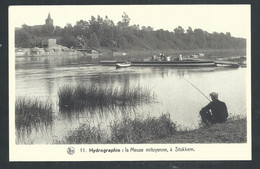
[148,117,247,143]
[58,84,155,112]
[63,115,246,144]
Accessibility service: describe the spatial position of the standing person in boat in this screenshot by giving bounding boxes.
[162,52,167,61]
[178,54,183,61]
[199,92,228,126]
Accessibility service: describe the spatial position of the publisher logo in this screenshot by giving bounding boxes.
[67,147,75,155]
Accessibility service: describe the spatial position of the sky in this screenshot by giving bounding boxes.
[10,5,250,38]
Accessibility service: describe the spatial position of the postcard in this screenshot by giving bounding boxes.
[9,5,251,161]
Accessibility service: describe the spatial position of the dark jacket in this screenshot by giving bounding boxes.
[201,99,228,123]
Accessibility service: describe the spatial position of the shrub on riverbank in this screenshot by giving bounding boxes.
[110,114,176,143]
[65,123,107,144]
[58,84,155,112]
[15,97,53,135]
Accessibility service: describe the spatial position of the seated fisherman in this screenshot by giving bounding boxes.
[199,92,228,126]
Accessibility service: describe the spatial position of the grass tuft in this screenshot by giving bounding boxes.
[15,97,53,136]
[58,84,155,112]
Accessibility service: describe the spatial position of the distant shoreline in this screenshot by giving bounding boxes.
[15,48,246,57]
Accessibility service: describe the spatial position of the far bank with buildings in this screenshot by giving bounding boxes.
[15,13,100,57]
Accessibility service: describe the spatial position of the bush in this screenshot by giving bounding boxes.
[65,123,107,144]
[110,114,176,143]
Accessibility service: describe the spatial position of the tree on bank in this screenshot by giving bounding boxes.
[15,28,32,48]
[15,13,246,50]
[88,32,100,48]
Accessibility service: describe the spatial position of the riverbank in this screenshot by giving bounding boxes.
[148,117,247,143]
[60,115,246,144]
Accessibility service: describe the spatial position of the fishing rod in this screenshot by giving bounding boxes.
[183,77,211,102]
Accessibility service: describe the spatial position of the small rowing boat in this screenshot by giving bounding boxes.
[116,62,131,68]
[214,61,240,68]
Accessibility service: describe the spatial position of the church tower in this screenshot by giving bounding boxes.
[45,13,53,26]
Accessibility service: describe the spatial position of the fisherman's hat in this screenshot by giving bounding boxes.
[210,92,218,99]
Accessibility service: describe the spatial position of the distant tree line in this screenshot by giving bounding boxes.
[15,12,246,50]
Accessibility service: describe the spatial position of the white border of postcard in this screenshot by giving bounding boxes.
[9,5,251,161]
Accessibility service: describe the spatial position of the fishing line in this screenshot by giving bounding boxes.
[183,77,211,102]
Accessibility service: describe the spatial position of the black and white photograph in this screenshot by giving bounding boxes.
[9,5,251,161]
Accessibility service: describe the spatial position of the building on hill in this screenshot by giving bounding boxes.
[28,13,54,35]
[45,13,53,26]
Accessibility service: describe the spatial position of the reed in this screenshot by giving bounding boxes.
[110,114,176,143]
[58,84,155,112]
[15,97,53,136]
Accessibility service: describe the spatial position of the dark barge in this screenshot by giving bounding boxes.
[100,60,217,67]
[100,59,240,68]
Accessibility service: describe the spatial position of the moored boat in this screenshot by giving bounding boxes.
[101,59,216,67]
[116,62,131,68]
[214,61,240,68]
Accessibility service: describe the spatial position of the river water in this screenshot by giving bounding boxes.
[15,55,248,144]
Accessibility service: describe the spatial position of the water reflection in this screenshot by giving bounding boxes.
[16,125,53,144]
[15,55,247,144]
[59,104,139,121]
[16,55,96,70]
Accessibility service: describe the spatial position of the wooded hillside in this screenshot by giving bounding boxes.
[15,13,246,50]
